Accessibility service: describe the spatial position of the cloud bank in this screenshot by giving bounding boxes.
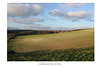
[24,24,51,30]
[49,9,92,22]
[8,3,43,17]
[8,18,44,24]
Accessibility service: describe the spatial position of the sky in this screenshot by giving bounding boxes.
[7,3,94,30]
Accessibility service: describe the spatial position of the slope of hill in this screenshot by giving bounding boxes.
[7,29,94,61]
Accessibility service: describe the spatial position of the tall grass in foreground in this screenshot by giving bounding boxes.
[8,46,94,61]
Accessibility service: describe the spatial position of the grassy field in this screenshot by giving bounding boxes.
[8,29,94,52]
[7,29,94,61]
[8,46,94,61]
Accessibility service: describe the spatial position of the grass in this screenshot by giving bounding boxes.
[8,29,94,53]
[7,29,94,61]
[7,46,94,61]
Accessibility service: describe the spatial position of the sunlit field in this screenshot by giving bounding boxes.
[7,29,94,61]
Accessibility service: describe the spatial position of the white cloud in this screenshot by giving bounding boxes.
[7,3,43,17]
[25,24,51,30]
[60,3,87,8]
[49,9,92,22]
[8,18,44,24]
[49,9,64,17]
[66,11,91,19]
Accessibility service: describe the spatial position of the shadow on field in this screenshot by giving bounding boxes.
[7,36,17,42]
[8,50,16,54]
[7,49,52,54]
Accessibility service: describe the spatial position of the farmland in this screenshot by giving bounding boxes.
[7,29,94,61]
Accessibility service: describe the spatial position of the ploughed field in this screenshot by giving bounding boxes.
[7,29,94,61]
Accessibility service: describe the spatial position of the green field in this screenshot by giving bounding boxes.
[8,46,94,61]
[7,29,94,61]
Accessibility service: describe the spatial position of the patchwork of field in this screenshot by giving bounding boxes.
[8,29,94,53]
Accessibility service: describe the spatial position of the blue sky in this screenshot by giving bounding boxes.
[7,3,94,30]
